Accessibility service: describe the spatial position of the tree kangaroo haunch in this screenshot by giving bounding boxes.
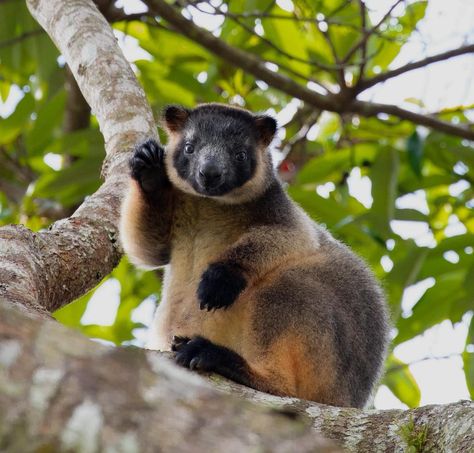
[120,103,389,407]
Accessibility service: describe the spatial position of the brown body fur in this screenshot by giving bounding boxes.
[120,104,388,407]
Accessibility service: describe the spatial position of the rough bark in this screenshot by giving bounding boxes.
[1,300,472,452]
[0,0,156,316]
[0,300,338,453]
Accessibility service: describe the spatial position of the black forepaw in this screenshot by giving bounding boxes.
[197,262,247,311]
[172,336,220,371]
[130,139,167,193]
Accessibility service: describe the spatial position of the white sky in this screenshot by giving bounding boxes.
[1,0,472,409]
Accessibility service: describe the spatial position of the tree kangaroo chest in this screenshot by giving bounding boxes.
[149,200,248,350]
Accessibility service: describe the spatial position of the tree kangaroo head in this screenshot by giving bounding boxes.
[163,103,277,204]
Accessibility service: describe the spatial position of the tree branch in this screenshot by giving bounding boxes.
[0,0,157,315]
[145,0,337,111]
[0,29,43,48]
[342,0,404,64]
[350,99,474,138]
[180,0,342,74]
[0,300,338,452]
[1,300,473,452]
[357,44,474,92]
[181,1,331,91]
[146,0,474,140]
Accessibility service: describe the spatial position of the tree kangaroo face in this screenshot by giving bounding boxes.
[163,103,277,202]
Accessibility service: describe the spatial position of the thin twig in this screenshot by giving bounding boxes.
[357,44,474,93]
[385,353,460,375]
[178,0,331,92]
[356,0,368,83]
[343,0,404,64]
[180,0,344,73]
[0,29,43,49]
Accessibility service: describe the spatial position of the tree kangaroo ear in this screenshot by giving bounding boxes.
[255,115,277,147]
[163,105,191,133]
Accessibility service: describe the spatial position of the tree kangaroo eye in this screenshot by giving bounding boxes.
[184,143,195,154]
[235,151,247,161]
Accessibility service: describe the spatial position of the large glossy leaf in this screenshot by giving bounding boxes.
[395,270,468,344]
[32,154,102,207]
[369,147,399,237]
[382,354,421,408]
[297,144,377,185]
[463,317,474,399]
[386,241,429,317]
[0,93,34,144]
[407,131,424,178]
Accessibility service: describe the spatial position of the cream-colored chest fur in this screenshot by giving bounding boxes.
[147,196,248,350]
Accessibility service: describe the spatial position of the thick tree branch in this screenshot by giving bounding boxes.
[146,0,474,140]
[146,0,337,111]
[349,99,474,138]
[357,44,474,92]
[0,0,156,315]
[1,300,473,452]
[153,1,473,137]
[0,300,338,452]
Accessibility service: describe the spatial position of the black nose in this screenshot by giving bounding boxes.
[198,162,222,188]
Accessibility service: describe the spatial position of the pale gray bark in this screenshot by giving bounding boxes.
[0,301,338,453]
[0,1,472,451]
[1,300,472,452]
[0,0,156,315]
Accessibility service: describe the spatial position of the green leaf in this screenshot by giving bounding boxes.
[463,316,474,399]
[399,1,428,31]
[463,262,474,295]
[288,186,349,226]
[0,81,11,102]
[25,90,66,155]
[297,144,376,185]
[394,208,427,222]
[407,131,423,177]
[395,270,468,344]
[430,234,474,256]
[0,93,34,144]
[81,324,141,345]
[32,154,102,207]
[53,290,91,327]
[369,147,399,237]
[386,242,428,317]
[383,354,421,408]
